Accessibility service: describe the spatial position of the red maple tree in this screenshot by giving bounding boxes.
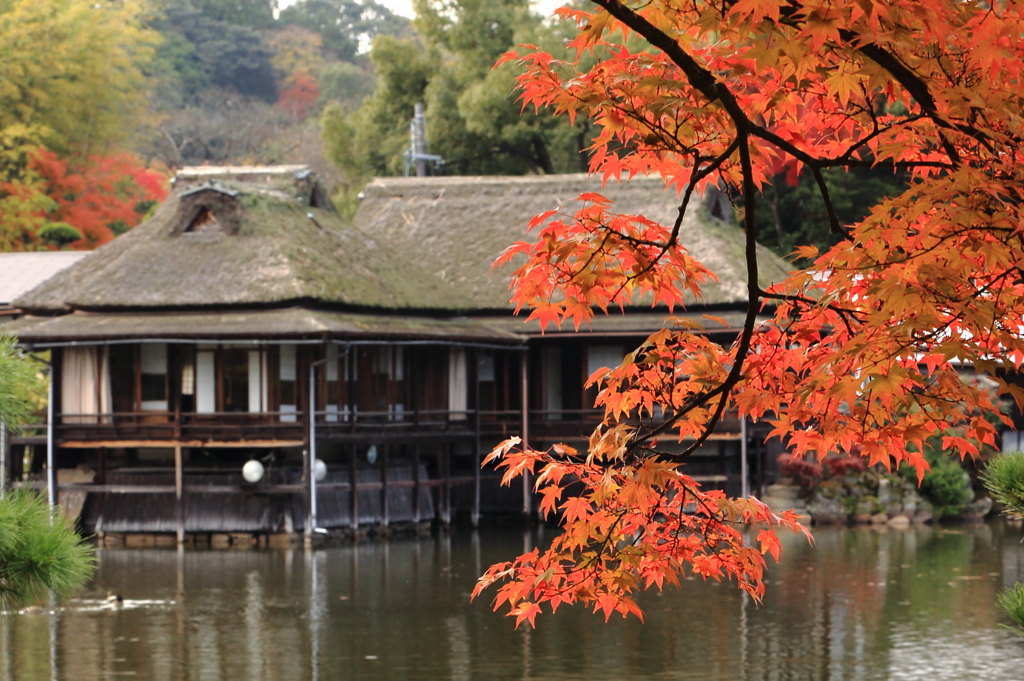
[0,150,168,250]
[278,72,320,122]
[475,0,1024,627]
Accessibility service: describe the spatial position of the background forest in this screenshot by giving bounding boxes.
[0,0,905,258]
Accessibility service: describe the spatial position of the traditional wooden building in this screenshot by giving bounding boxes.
[4,167,791,542]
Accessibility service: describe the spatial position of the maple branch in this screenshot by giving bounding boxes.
[809,166,845,236]
[639,134,763,462]
[589,0,751,132]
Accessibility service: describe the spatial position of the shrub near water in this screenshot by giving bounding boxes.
[0,492,95,610]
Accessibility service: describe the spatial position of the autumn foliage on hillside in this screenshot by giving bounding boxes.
[476,0,1024,626]
[279,72,321,122]
[0,151,167,251]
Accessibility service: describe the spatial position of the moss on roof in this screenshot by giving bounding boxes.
[16,170,795,318]
[6,308,522,344]
[16,176,472,313]
[354,174,793,310]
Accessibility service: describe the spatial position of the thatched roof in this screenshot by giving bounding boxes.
[5,308,521,345]
[14,169,794,345]
[16,169,470,313]
[354,174,793,311]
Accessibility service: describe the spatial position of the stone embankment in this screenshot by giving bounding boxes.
[763,472,993,527]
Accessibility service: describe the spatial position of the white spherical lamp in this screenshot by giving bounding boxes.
[242,459,265,483]
[314,458,327,482]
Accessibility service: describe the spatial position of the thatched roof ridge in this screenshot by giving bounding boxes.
[354,174,793,310]
[6,308,522,344]
[16,175,471,313]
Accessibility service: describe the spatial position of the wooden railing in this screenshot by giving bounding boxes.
[15,408,745,444]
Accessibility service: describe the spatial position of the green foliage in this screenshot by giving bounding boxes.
[37,222,82,247]
[323,1,598,182]
[325,35,435,177]
[279,0,411,62]
[997,582,1024,633]
[151,0,278,103]
[0,335,38,431]
[919,459,973,517]
[0,0,156,160]
[0,491,95,610]
[317,61,376,108]
[899,431,975,517]
[754,166,909,257]
[194,0,276,30]
[982,452,1024,518]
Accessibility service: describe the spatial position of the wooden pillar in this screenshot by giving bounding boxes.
[520,350,531,519]
[412,443,421,524]
[174,444,184,544]
[349,445,358,531]
[380,445,389,528]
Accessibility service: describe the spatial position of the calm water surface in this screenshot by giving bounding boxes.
[3,522,1024,680]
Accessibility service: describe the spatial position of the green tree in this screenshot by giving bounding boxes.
[0,0,156,163]
[150,0,278,104]
[0,336,94,609]
[0,335,36,429]
[983,453,1024,632]
[317,61,376,109]
[0,491,96,609]
[321,0,598,188]
[323,34,434,179]
[194,0,276,29]
[279,0,411,62]
[753,167,909,258]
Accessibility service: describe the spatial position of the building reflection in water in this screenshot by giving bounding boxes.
[0,523,1023,680]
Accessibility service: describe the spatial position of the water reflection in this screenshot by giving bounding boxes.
[2,522,1024,680]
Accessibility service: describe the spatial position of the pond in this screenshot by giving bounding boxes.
[3,522,1024,680]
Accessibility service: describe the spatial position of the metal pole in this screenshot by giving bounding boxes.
[46,365,55,509]
[349,445,358,531]
[380,445,388,529]
[520,351,530,518]
[740,416,749,498]
[308,363,317,537]
[0,421,7,496]
[414,102,426,177]
[473,350,481,526]
[175,444,184,544]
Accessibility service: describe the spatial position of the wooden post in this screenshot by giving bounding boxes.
[174,444,184,544]
[380,445,389,528]
[520,351,530,519]
[412,443,421,524]
[349,445,358,531]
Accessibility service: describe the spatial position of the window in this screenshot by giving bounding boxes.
[325,343,348,422]
[196,346,216,413]
[140,344,168,411]
[280,344,297,422]
[221,348,249,413]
